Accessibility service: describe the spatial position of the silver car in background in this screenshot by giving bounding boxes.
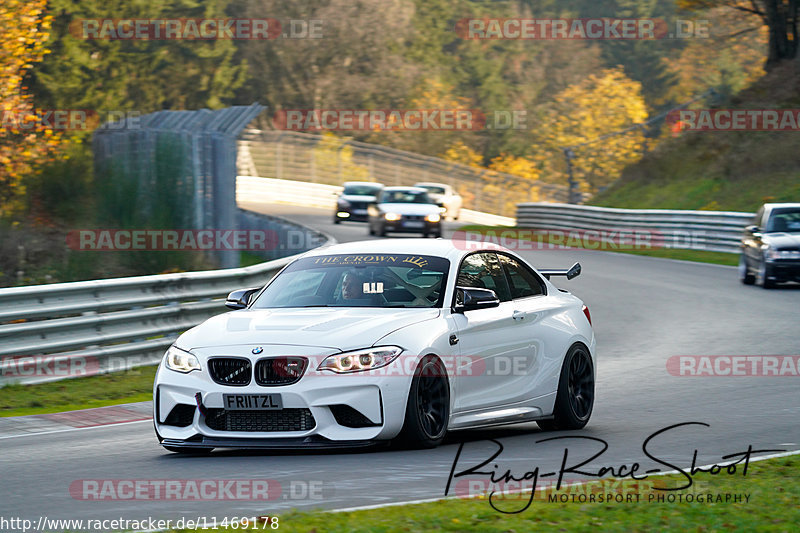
[414,182,463,220]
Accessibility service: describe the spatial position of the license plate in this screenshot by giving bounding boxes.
[403,221,424,228]
[223,394,283,410]
[353,209,367,215]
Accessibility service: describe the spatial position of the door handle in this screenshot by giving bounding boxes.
[512,310,526,321]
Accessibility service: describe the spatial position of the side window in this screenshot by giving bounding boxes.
[498,254,546,299]
[456,252,512,302]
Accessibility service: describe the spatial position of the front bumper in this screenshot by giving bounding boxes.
[336,206,369,221]
[382,218,441,234]
[154,359,413,447]
[765,259,800,282]
[160,435,383,450]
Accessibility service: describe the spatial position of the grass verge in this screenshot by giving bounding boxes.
[457,225,738,266]
[166,454,798,532]
[0,366,156,417]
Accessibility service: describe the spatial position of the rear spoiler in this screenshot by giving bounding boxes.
[539,262,581,280]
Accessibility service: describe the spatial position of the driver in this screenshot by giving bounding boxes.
[341,270,366,300]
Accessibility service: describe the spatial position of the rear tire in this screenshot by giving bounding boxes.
[398,355,450,448]
[739,254,755,285]
[537,344,594,431]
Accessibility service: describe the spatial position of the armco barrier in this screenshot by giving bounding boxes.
[0,223,331,386]
[516,203,754,253]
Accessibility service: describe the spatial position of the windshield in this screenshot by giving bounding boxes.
[379,190,433,204]
[418,185,446,195]
[342,184,382,196]
[767,209,800,233]
[252,254,450,308]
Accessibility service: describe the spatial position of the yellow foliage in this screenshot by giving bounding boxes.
[665,7,766,103]
[489,153,541,182]
[312,132,370,182]
[441,141,483,168]
[410,78,471,112]
[532,67,648,193]
[1,0,61,211]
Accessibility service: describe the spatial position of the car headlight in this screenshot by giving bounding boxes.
[384,213,402,221]
[766,249,800,260]
[425,213,441,223]
[317,346,403,374]
[164,345,201,373]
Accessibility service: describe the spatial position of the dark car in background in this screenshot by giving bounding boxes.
[740,203,800,288]
[334,182,384,223]
[367,186,443,237]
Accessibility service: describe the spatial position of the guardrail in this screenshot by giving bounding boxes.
[236,176,516,226]
[0,218,331,387]
[237,129,569,216]
[516,203,753,253]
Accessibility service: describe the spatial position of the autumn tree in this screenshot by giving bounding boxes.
[531,68,648,194]
[678,0,795,68]
[489,153,544,208]
[665,6,767,102]
[0,0,60,213]
[29,0,247,115]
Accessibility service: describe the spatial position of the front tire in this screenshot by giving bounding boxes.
[739,254,755,285]
[538,344,594,431]
[398,355,450,448]
[756,257,776,289]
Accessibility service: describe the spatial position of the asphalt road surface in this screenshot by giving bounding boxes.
[2,202,798,528]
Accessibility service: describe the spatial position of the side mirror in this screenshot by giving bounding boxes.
[745,225,760,234]
[226,287,261,310]
[453,287,500,313]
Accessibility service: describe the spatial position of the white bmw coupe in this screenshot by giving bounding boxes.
[154,239,595,453]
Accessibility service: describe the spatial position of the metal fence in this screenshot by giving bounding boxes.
[0,224,331,386]
[237,130,569,217]
[93,104,265,268]
[516,203,754,253]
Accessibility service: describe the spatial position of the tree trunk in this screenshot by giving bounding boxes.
[763,0,799,68]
